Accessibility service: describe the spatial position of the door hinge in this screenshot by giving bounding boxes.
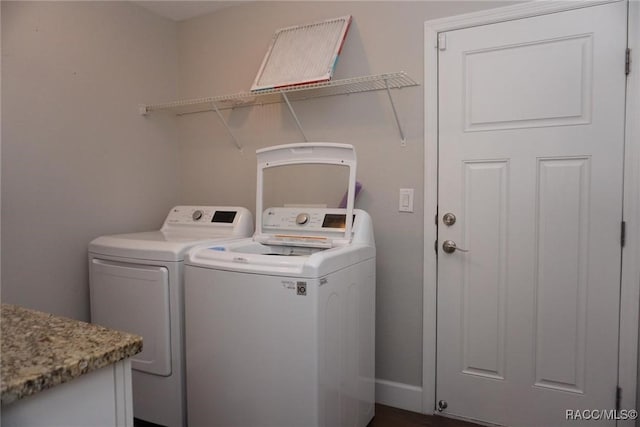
[438,33,447,51]
[621,221,626,247]
[434,240,438,254]
[616,386,622,411]
[626,48,631,75]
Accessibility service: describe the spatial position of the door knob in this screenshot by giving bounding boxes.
[442,240,469,254]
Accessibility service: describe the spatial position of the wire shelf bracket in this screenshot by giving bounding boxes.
[211,102,243,152]
[384,78,407,146]
[281,92,309,143]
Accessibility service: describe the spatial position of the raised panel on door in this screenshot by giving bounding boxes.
[460,160,508,380]
[534,157,590,393]
[464,35,593,131]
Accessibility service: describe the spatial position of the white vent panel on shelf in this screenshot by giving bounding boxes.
[251,16,351,91]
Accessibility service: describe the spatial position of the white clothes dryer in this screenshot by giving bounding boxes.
[184,144,376,427]
[88,206,252,427]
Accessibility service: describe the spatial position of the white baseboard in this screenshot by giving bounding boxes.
[375,378,423,413]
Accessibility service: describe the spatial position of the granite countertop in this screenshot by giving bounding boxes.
[1,304,142,404]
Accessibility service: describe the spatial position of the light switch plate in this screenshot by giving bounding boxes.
[399,188,414,213]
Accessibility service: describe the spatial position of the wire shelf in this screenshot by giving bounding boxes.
[140,72,418,116]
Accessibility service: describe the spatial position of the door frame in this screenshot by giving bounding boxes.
[423,0,640,421]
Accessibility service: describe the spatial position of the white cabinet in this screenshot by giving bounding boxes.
[2,360,134,427]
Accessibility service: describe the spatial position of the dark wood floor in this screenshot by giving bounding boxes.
[135,403,483,427]
[370,404,483,427]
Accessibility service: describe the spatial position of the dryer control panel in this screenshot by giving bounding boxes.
[160,206,253,238]
[164,206,237,225]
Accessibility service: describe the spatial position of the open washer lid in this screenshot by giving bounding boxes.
[255,143,357,248]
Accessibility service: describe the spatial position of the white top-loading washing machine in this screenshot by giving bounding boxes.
[88,206,252,427]
[184,144,376,427]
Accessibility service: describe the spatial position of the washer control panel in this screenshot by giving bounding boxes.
[263,207,349,233]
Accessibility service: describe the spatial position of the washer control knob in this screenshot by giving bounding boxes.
[192,210,203,221]
[296,213,310,225]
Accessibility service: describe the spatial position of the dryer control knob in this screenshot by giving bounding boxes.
[192,210,203,221]
[296,213,310,225]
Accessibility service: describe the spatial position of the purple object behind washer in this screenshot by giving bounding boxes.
[339,181,362,208]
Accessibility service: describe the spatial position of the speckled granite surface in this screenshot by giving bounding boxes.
[1,304,142,404]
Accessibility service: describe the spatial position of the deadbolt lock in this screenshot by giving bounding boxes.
[443,212,456,226]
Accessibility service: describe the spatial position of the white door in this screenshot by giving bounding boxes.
[436,3,628,426]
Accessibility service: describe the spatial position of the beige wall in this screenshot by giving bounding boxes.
[1,0,513,390]
[175,1,507,387]
[1,1,180,320]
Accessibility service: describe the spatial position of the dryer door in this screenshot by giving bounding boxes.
[90,259,172,376]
